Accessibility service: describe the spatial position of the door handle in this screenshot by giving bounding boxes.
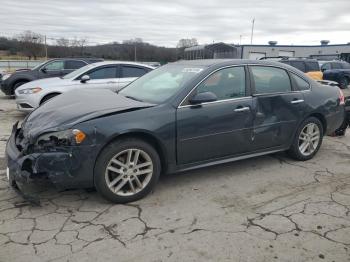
[291,99,304,104]
[107,81,117,84]
[234,106,250,112]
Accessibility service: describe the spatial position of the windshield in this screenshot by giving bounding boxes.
[62,63,95,79]
[119,64,204,104]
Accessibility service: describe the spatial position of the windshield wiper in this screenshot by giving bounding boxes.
[124,95,144,102]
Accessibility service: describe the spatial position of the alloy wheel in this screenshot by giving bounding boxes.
[105,148,153,196]
[298,123,320,156]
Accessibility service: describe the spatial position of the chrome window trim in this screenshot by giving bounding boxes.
[177,63,312,109]
[178,96,252,109]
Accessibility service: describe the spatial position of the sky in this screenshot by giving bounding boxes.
[0,0,349,47]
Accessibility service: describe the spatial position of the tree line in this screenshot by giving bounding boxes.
[0,31,199,63]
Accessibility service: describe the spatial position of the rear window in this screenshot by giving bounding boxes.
[305,62,319,72]
[289,61,306,72]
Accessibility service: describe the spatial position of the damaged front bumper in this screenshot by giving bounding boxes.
[6,123,98,201]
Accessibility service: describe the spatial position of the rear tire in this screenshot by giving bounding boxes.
[94,138,161,203]
[287,117,323,161]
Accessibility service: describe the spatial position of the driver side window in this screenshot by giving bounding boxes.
[43,61,64,71]
[196,66,246,101]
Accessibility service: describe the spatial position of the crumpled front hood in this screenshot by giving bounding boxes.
[22,89,154,140]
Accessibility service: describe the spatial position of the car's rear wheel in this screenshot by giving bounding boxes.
[338,77,349,89]
[94,138,161,203]
[287,117,323,161]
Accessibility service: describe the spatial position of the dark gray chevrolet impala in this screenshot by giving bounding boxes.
[6,59,345,203]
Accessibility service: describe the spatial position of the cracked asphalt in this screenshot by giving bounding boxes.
[0,93,349,262]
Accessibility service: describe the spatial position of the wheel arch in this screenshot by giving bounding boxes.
[39,92,62,105]
[94,131,168,175]
[11,78,30,93]
[306,113,327,134]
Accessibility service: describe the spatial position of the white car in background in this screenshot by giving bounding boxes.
[15,61,154,111]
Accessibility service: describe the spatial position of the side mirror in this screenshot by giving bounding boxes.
[189,92,217,105]
[321,68,326,72]
[41,68,47,73]
[80,75,90,83]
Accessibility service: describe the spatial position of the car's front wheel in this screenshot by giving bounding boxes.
[338,77,349,89]
[94,138,161,203]
[287,117,323,161]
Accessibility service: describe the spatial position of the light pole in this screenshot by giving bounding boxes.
[134,43,137,61]
[32,35,47,60]
[250,18,255,45]
[44,35,47,60]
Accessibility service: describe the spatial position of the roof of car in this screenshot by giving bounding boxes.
[173,59,298,68]
[86,61,155,69]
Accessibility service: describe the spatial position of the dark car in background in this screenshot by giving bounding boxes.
[260,57,323,80]
[0,58,103,95]
[6,59,345,203]
[320,61,350,89]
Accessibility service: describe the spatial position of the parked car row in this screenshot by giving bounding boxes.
[260,57,350,89]
[5,59,345,203]
[14,61,154,111]
[0,58,104,96]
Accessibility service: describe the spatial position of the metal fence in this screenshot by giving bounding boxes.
[0,60,44,72]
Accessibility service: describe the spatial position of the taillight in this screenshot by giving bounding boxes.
[339,89,345,105]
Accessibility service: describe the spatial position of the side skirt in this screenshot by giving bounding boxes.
[171,147,286,174]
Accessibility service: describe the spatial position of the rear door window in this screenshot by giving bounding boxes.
[290,73,310,91]
[121,66,147,78]
[87,66,117,79]
[331,63,342,69]
[251,66,292,94]
[65,60,86,70]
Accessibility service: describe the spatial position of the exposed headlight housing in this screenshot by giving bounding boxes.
[36,129,86,148]
[18,87,42,94]
[1,74,11,81]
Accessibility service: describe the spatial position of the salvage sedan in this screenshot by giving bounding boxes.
[6,59,345,203]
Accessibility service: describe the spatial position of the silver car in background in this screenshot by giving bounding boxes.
[15,61,154,111]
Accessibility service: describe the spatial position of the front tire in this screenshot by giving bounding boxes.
[338,77,349,89]
[94,138,161,203]
[287,117,323,161]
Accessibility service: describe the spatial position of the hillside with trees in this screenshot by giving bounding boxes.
[0,31,199,63]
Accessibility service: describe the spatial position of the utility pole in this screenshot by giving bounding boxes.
[44,35,47,60]
[134,43,137,61]
[250,18,255,45]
